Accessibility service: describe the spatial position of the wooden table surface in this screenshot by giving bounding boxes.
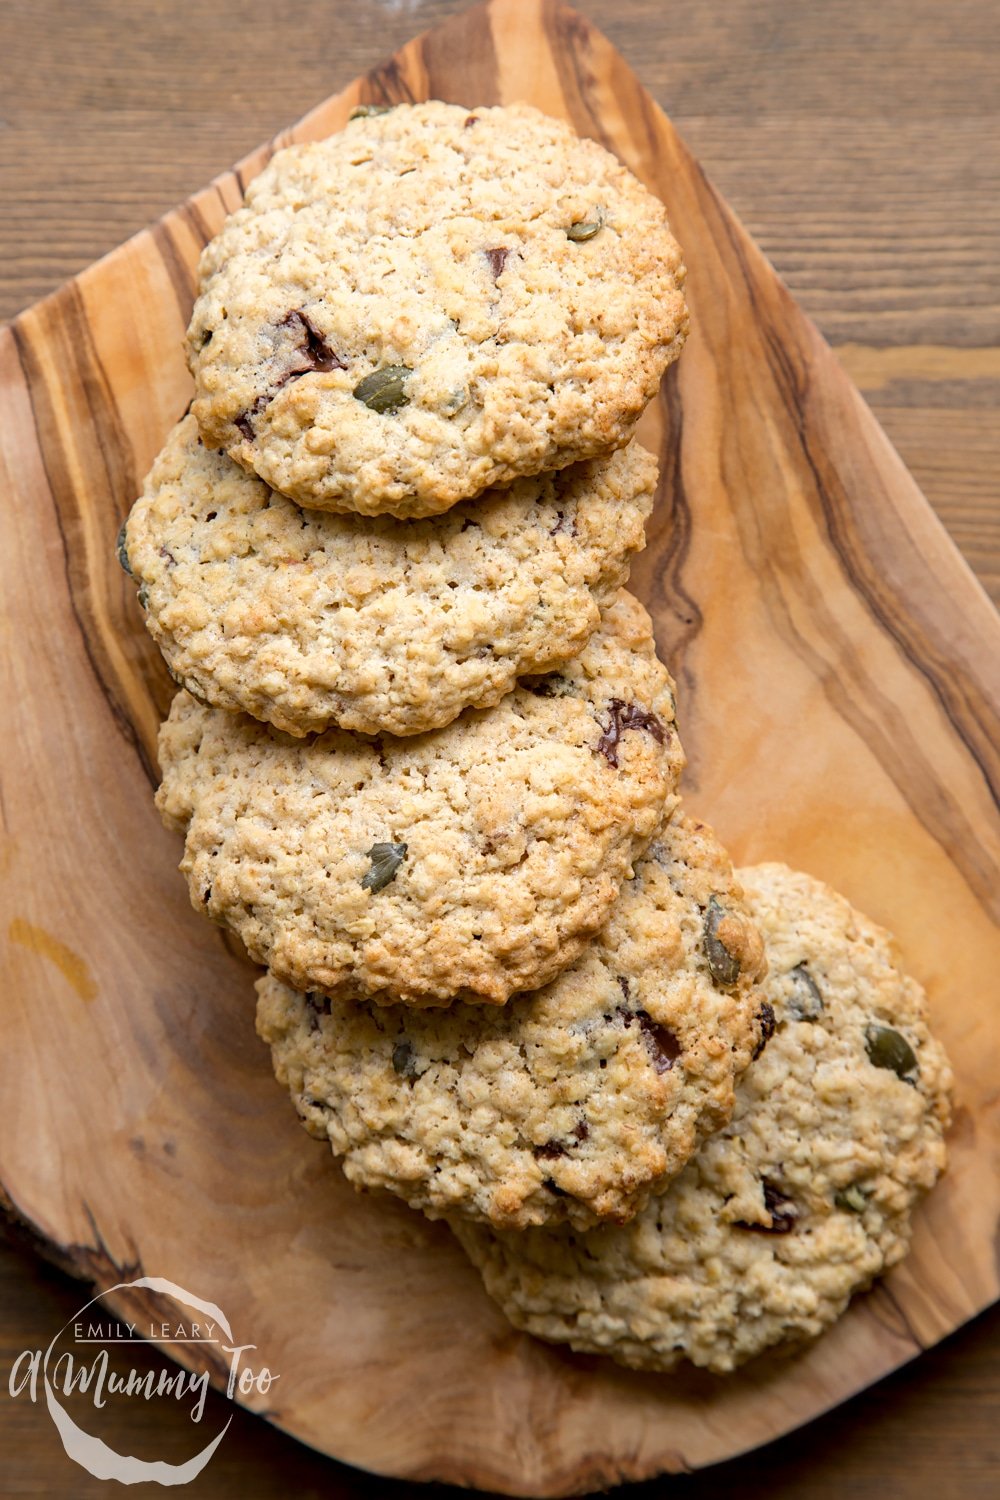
[1,0,997,1494]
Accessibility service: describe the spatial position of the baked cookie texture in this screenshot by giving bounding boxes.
[454,863,953,1371]
[255,812,769,1230]
[124,414,657,738]
[156,591,683,1006]
[187,101,688,517]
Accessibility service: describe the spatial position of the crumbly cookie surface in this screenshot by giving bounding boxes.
[187,101,687,517]
[255,812,768,1230]
[156,592,682,1005]
[123,415,656,737]
[454,863,953,1370]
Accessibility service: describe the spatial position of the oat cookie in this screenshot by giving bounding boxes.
[156,592,682,1005]
[122,414,657,737]
[187,101,687,517]
[255,812,768,1230]
[454,863,953,1370]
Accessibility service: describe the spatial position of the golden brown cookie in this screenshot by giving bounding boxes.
[455,863,953,1370]
[122,414,656,736]
[256,812,768,1229]
[156,592,682,1005]
[187,101,687,517]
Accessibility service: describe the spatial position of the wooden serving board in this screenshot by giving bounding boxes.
[1,0,998,1492]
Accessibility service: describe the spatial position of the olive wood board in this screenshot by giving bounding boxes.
[1,0,998,1493]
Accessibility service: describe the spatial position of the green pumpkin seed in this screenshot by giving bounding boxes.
[703,897,741,987]
[353,365,412,414]
[786,963,824,1021]
[165,665,208,705]
[835,1184,869,1213]
[136,584,149,610]
[361,841,408,893]
[865,1023,918,1080]
[116,519,133,577]
[349,104,395,120]
[566,209,604,242]
[391,1040,418,1079]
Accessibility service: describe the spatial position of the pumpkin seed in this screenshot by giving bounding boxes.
[116,519,133,577]
[353,365,412,414]
[786,963,824,1021]
[865,1023,918,1080]
[136,584,149,610]
[703,897,741,986]
[349,104,395,120]
[566,209,604,242]
[391,1040,418,1079]
[361,841,408,893]
[835,1184,869,1213]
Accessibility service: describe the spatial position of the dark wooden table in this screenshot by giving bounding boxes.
[1,1,997,1494]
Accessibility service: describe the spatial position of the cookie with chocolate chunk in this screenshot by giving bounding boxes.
[255,812,767,1230]
[122,414,656,737]
[454,863,953,1370]
[187,100,687,517]
[156,592,682,1006]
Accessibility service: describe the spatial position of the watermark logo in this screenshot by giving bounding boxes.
[8,1276,277,1484]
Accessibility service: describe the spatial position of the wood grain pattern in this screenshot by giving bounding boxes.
[1,0,998,1493]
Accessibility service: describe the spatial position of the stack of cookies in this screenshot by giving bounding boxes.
[118,101,952,1375]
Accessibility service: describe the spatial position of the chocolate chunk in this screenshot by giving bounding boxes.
[484,246,510,280]
[736,1178,798,1234]
[277,309,344,375]
[761,1179,798,1232]
[233,391,271,442]
[305,992,331,1033]
[523,673,567,698]
[549,509,577,537]
[636,1011,681,1073]
[303,1095,331,1113]
[752,1002,776,1059]
[234,312,343,442]
[572,1120,590,1143]
[595,698,666,767]
[535,1141,566,1161]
